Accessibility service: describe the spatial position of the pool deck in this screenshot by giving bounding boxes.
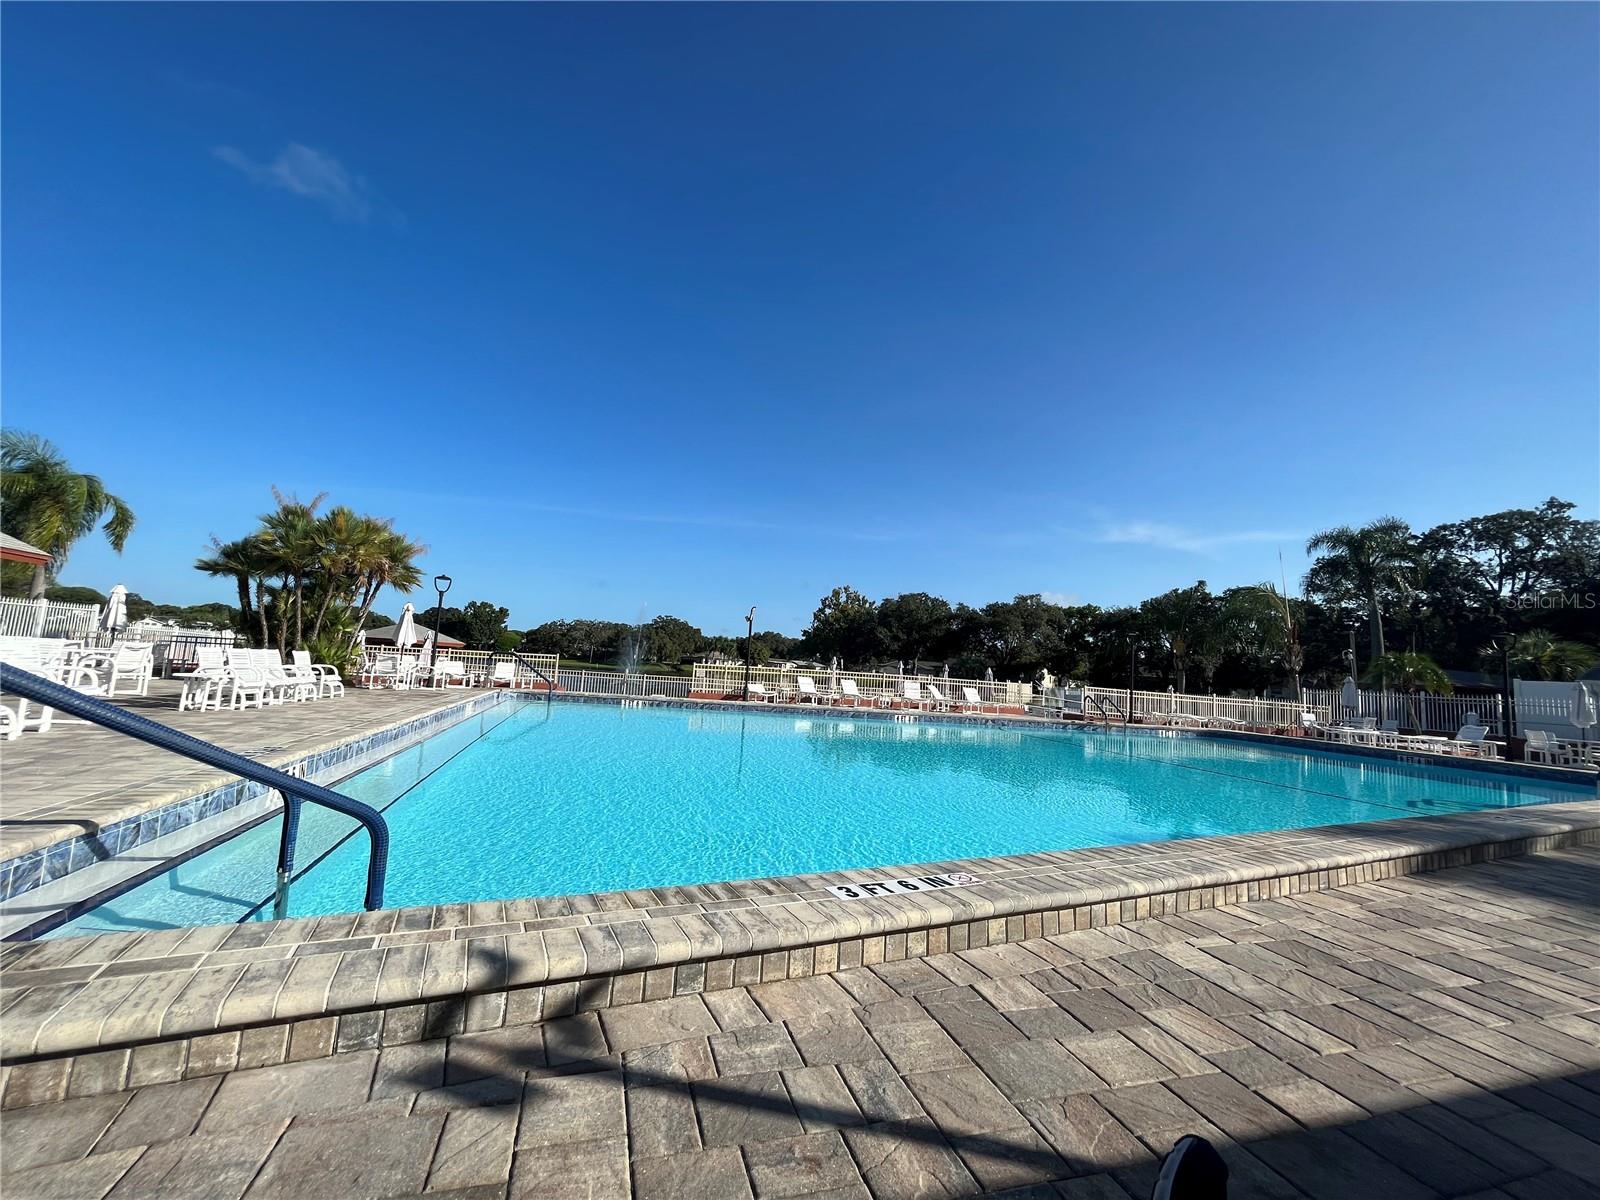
[2,844,1597,1198]
[0,681,483,863]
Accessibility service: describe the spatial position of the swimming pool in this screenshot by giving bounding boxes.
[48,699,1590,937]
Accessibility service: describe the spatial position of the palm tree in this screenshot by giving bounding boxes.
[347,524,426,652]
[1484,631,1597,682]
[1227,582,1305,698]
[0,431,136,596]
[195,535,272,647]
[1305,517,1416,663]
[306,506,377,645]
[1362,650,1451,730]
[258,490,325,649]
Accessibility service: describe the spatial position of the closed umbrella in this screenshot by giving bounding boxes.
[1340,675,1360,720]
[97,585,128,645]
[394,603,417,648]
[1570,682,1598,747]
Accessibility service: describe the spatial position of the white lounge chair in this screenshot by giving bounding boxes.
[225,648,274,709]
[277,651,322,699]
[176,646,230,711]
[960,685,997,714]
[261,649,318,702]
[900,681,930,710]
[838,679,866,708]
[431,658,471,689]
[84,642,154,698]
[924,683,953,712]
[292,650,346,698]
[795,676,822,704]
[1524,730,1572,766]
[1330,716,1377,745]
[745,681,775,702]
[246,649,290,704]
[0,647,58,737]
[1448,725,1496,758]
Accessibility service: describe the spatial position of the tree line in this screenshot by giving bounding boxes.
[796,498,1598,692]
[3,431,1591,692]
[514,498,1596,694]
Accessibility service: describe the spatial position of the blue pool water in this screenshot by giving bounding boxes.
[50,700,1591,936]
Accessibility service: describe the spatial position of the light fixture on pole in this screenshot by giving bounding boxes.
[743,606,757,701]
[1126,641,1138,726]
[431,575,453,670]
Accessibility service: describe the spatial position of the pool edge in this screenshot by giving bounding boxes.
[1,793,1595,1102]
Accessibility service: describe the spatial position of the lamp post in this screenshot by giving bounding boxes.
[1492,631,1518,754]
[431,574,452,672]
[1126,641,1138,726]
[743,607,757,701]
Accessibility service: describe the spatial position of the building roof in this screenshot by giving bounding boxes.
[362,622,466,648]
[0,532,52,566]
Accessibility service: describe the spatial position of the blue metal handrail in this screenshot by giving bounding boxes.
[0,664,390,911]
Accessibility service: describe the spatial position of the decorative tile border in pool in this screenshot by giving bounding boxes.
[0,793,1594,1105]
[0,689,518,905]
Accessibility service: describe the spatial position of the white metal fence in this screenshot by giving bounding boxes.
[560,669,694,699]
[359,648,562,686]
[690,662,1031,706]
[1305,687,1508,735]
[1077,686,1327,729]
[0,597,101,640]
[352,649,1590,741]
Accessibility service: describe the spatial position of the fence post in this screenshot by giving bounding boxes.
[30,597,48,638]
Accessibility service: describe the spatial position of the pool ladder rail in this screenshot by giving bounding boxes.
[0,663,392,913]
[511,652,555,704]
[1085,693,1128,726]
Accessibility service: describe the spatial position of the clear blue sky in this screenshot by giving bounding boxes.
[4,3,1596,637]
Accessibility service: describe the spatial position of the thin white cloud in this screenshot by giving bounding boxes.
[359,486,918,543]
[1040,591,1081,606]
[213,143,387,222]
[1094,521,1297,556]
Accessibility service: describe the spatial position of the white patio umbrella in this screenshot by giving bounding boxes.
[984,667,994,682]
[1570,681,1598,747]
[1340,675,1360,719]
[393,603,417,648]
[97,585,128,644]
[829,656,839,692]
[897,661,904,677]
